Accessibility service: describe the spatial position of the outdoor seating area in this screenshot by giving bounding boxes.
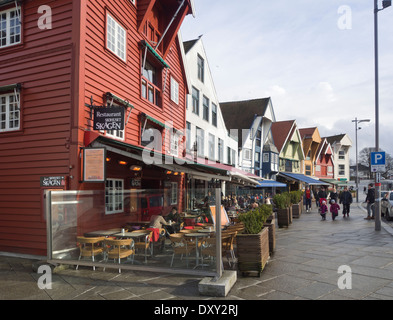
[72,219,245,273]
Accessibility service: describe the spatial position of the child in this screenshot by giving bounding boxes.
[320,200,328,220]
[330,199,340,221]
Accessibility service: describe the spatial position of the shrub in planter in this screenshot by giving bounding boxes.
[290,190,303,218]
[274,193,291,228]
[236,205,271,276]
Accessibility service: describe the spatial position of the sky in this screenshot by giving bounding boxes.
[180,0,393,163]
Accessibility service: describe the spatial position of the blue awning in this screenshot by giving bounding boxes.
[256,180,287,188]
[279,173,329,186]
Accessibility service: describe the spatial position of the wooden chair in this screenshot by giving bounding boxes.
[169,233,195,268]
[200,233,232,268]
[76,236,105,270]
[134,231,153,263]
[221,231,238,266]
[104,238,134,273]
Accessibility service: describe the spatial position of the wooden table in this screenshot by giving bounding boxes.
[84,230,119,237]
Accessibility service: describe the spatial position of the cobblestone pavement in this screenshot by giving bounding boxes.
[2,203,393,302]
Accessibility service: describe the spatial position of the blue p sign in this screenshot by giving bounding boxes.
[371,152,386,165]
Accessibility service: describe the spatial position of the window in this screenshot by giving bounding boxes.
[243,149,252,161]
[0,7,21,48]
[211,103,217,127]
[186,121,191,152]
[203,95,209,121]
[197,54,204,82]
[170,77,179,104]
[328,166,333,173]
[105,179,124,214]
[256,129,261,147]
[196,127,204,157]
[232,149,236,166]
[306,150,311,160]
[142,60,161,107]
[192,87,199,115]
[141,123,162,151]
[263,153,269,163]
[339,150,345,160]
[107,14,126,61]
[218,138,223,162]
[171,182,178,205]
[170,131,178,156]
[227,147,231,165]
[339,165,345,176]
[316,165,321,172]
[0,92,20,132]
[208,133,215,160]
[305,165,311,176]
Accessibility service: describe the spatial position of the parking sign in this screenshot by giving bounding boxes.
[371,151,386,172]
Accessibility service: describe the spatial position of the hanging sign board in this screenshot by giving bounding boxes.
[82,148,106,182]
[93,107,124,131]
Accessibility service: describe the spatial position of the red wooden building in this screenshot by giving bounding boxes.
[0,0,194,256]
[314,138,334,180]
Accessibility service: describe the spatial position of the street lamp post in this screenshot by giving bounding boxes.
[352,118,371,203]
[374,0,390,231]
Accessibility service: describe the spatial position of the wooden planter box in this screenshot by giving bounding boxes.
[236,227,270,276]
[263,215,276,254]
[277,207,290,228]
[292,202,302,219]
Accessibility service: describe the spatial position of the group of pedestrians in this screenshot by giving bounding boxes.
[304,185,353,221]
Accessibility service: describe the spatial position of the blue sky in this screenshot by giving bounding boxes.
[180,0,393,162]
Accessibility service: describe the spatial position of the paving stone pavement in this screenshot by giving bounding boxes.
[2,203,393,301]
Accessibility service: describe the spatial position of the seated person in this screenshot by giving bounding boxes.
[149,212,170,229]
[165,207,181,234]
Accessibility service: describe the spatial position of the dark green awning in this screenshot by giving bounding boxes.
[141,40,170,69]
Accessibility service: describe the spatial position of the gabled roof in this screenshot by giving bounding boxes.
[315,138,334,165]
[270,120,296,152]
[183,39,199,53]
[299,127,317,139]
[220,98,271,130]
[325,134,346,145]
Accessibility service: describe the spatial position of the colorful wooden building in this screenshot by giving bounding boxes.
[0,0,194,257]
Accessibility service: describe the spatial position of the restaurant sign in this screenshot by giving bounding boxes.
[93,106,124,131]
[40,176,66,187]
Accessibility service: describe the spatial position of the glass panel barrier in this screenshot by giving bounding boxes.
[46,188,239,277]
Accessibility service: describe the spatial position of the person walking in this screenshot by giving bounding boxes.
[328,188,338,205]
[329,199,340,221]
[339,186,353,218]
[320,200,328,220]
[365,183,375,220]
[304,186,312,212]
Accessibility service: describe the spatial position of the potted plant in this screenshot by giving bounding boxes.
[274,193,291,228]
[236,205,271,276]
[263,204,276,254]
[290,190,303,219]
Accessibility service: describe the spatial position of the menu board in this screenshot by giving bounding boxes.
[209,205,230,227]
[83,148,106,182]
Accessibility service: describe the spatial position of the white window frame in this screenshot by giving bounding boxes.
[0,92,20,132]
[105,178,124,215]
[170,131,178,156]
[208,133,215,160]
[106,14,126,62]
[0,6,21,48]
[170,77,179,104]
[243,148,252,161]
[171,182,178,205]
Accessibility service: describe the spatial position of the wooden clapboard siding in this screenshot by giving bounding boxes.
[0,0,74,256]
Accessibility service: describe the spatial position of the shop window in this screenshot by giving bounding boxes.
[106,14,126,61]
[0,6,21,48]
[0,92,20,132]
[105,179,124,214]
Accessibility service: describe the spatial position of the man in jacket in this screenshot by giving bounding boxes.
[339,186,353,218]
[365,183,375,220]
